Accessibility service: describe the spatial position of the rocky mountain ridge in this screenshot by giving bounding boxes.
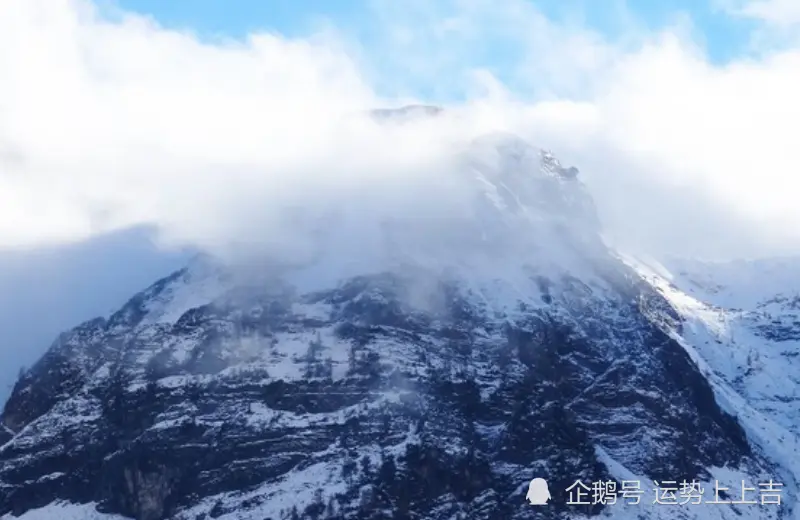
[0,133,796,520]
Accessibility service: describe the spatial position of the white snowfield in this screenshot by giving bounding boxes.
[0,502,127,520]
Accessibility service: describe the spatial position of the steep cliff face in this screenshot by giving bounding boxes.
[0,134,792,520]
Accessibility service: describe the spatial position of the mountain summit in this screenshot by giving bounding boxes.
[0,134,796,520]
[369,105,444,122]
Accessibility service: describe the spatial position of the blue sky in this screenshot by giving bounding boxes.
[99,0,770,106]
[111,0,757,65]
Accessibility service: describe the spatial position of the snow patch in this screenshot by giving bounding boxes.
[0,502,128,520]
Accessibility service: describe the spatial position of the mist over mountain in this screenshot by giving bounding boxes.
[0,131,797,520]
[0,227,193,402]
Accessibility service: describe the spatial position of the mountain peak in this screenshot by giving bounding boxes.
[368,104,443,122]
[2,122,792,520]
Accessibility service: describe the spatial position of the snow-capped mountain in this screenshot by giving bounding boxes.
[0,124,796,519]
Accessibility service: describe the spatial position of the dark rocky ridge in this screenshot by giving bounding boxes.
[0,271,770,519]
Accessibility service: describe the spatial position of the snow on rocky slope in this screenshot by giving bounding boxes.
[627,254,800,519]
[0,126,795,519]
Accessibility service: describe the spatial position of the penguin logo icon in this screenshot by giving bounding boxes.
[526,478,551,505]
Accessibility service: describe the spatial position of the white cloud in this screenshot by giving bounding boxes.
[1,0,800,262]
[722,0,800,27]
[573,34,800,257]
[0,0,469,255]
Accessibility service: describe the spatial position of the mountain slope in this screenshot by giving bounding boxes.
[630,256,800,510]
[0,133,792,520]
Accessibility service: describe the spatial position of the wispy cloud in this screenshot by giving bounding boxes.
[721,0,800,27]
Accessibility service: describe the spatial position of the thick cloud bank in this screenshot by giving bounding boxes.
[2,0,800,260]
